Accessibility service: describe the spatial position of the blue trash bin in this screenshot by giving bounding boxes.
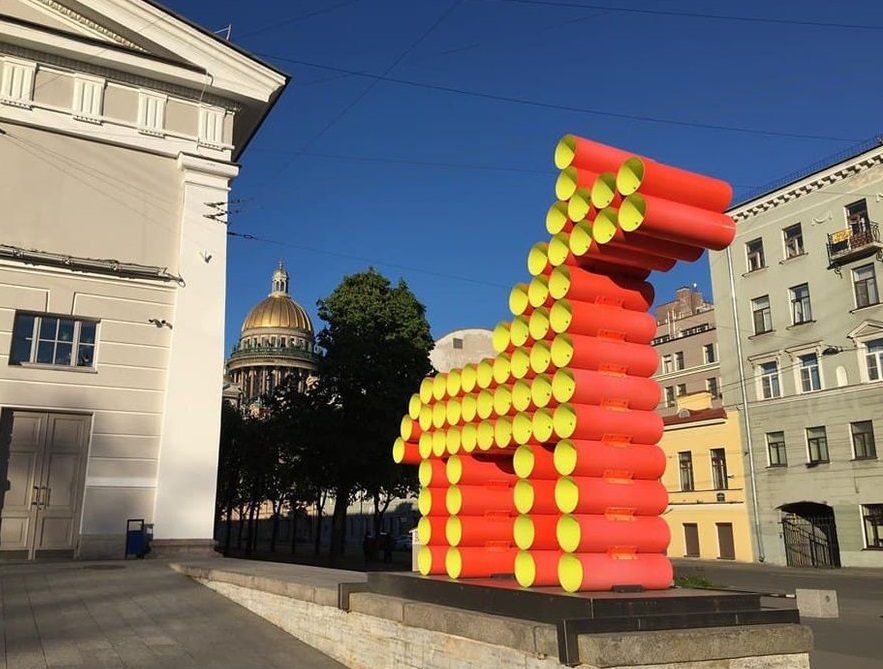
[126,518,146,558]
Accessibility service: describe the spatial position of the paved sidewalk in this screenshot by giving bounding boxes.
[0,560,348,669]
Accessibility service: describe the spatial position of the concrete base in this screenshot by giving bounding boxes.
[78,534,126,559]
[172,559,813,669]
[795,589,839,618]
[149,539,217,559]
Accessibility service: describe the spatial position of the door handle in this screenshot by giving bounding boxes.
[43,487,50,507]
[32,486,40,507]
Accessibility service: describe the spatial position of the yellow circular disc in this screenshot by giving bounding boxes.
[529,340,553,374]
[509,315,531,348]
[550,334,575,368]
[529,307,551,341]
[461,364,478,394]
[557,514,581,553]
[492,321,512,354]
[528,275,550,308]
[512,412,533,445]
[446,398,462,426]
[616,156,646,197]
[419,377,435,404]
[510,347,532,380]
[555,476,579,513]
[477,388,495,420]
[460,394,478,423]
[593,207,619,244]
[417,515,433,545]
[417,545,434,575]
[555,167,580,201]
[418,432,433,459]
[513,444,535,478]
[553,403,577,439]
[446,369,462,397]
[476,358,495,388]
[445,547,462,579]
[546,200,570,235]
[515,550,537,587]
[477,420,495,450]
[569,220,593,257]
[445,426,461,455]
[552,368,576,404]
[418,459,435,486]
[432,401,447,429]
[446,486,462,515]
[527,242,549,277]
[618,193,647,232]
[554,134,577,170]
[446,516,463,546]
[532,408,555,443]
[392,437,405,463]
[511,378,532,412]
[432,373,448,401]
[419,404,433,431]
[567,188,592,223]
[494,416,513,449]
[513,479,535,514]
[548,300,573,335]
[553,439,577,476]
[417,487,433,515]
[530,373,554,408]
[460,423,477,452]
[432,430,447,457]
[400,415,415,441]
[547,232,571,267]
[509,283,530,316]
[558,553,583,593]
[493,353,511,386]
[408,393,422,420]
[446,455,462,484]
[513,515,536,550]
[493,385,512,417]
[547,266,571,301]
[590,171,617,209]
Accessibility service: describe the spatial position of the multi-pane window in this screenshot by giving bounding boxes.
[846,200,870,232]
[799,353,821,392]
[767,431,787,466]
[783,223,804,258]
[662,354,673,373]
[751,295,772,334]
[9,313,97,368]
[664,386,675,407]
[746,238,765,271]
[678,451,694,491]
[760,361,780,399]
[853,264,879,308]
[790,284,812,324]
[851,421,877,459]
[806,426,829,463]
[706,377,719,398]
[863,504,883,548]
[676,383,687,397]
[674,351,685,370]
[703,343,716,364]
[865,338,883,382]
[710,448,728,490]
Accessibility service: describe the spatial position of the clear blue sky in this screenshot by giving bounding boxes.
[164,0,883,352]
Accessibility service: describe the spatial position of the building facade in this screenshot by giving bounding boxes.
[652,286,722,416]
[429,328,494,373]
[0,0,286,558]
[711,140,883,567]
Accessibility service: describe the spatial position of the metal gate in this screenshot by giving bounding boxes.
[781,511,841,568]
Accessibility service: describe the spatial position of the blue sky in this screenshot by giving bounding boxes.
[164,0,883,352]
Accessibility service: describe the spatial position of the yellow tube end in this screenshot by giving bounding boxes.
[615,156,645,197]
[417,545,434,575]
[529,340,552,375]
[432,402,447,430]
[432,430,447,457]
[418,432,433,459]
[511,378,532,411]
[460,364,478,394]
[528,274,550,309]
[554,134,577,170]
[548,299,572,335]
[558,553,582,592]
[445,398,461,426]
[527,242,549,277]
[476,359,495,389]
[553,439,577,475]
[494,416,513,448]
[509,315,530,348]
[418,459,434,486]
[419,377,434,404]
[513,515,536,550]
[446,369,461,397]
[530,373,553,408]
[512,412,533,445]
[618,193,646,232]
[445,426,460,455]
[553,403,577,439]
[445,516,462,547]
[392,437,405,463]
[477,389,494,420]
[555,168,579,201]
[546,200,570,235]
[550,334,574,368]
[513,444,535,478]
[593,207,619,244]
[515,550,537,587]
[432,373,448,401]
[532,407,555,443]
[419,404,433,432]
[446,485,462,515]
[408,393,422,420]
[509,283,530,316]
[547,232,571,267]
[493,321,512,354]
[493,354,511,386]
[557,514,581,553]
[569,220,593,257]
[445,547,462,579]
[446,455,462,484]
[513,479,535,514]
[551,368,576,404]
[547,266,570,301]
[460,394,477,423]
[510,347,531,380]
[418,487,433,515]
[555,476,578,514]
[460,423,477,452]
[590,172,616,209]
[567,188,592,223]
[417,516,433,545]
[493,385,512,417]
[477,420,495,450]
[529,307,551,341]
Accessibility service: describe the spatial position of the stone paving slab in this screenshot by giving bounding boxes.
[0,560,349,669]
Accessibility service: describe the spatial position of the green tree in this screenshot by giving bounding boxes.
[315,268,433,561]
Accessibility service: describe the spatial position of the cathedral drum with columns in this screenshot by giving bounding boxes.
[226,263,318,410]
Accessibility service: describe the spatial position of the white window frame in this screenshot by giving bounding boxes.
[783,223,804,259]
[0,57,36,108]
[198,105,225,147]
[746,238,765,272]
[806,426,829,464]
[797,353,822,393]
[750,352,782,400]
[853,264,879,309]
[789,283,812,325]
[705,377,719,398]
[10,312,98,369]
[703,343,716,364]
[72,75,104,122]
[861,337,883,383]
[766,431,787,467]
[850,420,877,460]
[662,354,673,374]
[674,351,685,371]
[751,295,772,335]
[138,91,167,136]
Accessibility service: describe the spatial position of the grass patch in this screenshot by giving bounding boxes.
[673,574,716,589]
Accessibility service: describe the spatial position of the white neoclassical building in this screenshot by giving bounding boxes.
[0,0,286,558]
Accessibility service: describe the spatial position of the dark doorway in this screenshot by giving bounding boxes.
[780,502,841,568]
[716,522,736,560]
[683,523,699,557]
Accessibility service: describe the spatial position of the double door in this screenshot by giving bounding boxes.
[0,410,89,559]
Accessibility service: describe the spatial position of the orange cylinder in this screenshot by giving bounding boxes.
[546,201,573,235]
[556,514,671,553]
[419,457,447,486]
[509,315,531,348]
[552,368,660,411]
[555,476,668,516]
[400,415,422,441]
[551,333,659,377]
[558,552,673,592]
[527,241,551,277]
[513,514,560,550]
[570,221,676,273]
[528,274,551,310]
[616,155,732,213]
[392,437,421,465]
[603,228,704,263]
[417,486,445,516]
[509,347,534,381]
[461,364,479,394]
[553,403,663,444]
[548,265,654,312]
[572,257,652,281]
[492,320,514,354]
[476,358,496,389]
[509,282,530,316]
[548,299,657,343]
[513,478,559,514]
[417,544,449,575]
[511,377,533,412]
[529,340,554,375]
[555,166,599,201]
[446,453,516,485]
[446,514,516,547]
[529,373,556,409]
[554,439,666,480]
[493,385,514,417]
[447,483,515,515]
[445,546,517,579]
[515,549,561,587]
[555,134,638,173]
[618,192,736,251]
[432,373,448,402]
[417,514,449,546]
[494,415,514,449]
[512,443,558,479]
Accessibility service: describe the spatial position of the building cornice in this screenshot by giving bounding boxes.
[31,0,146,51]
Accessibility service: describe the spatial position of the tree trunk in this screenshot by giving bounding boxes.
[236,504,246,548]
[245,504,256,555]
[270,507,280,553]
[329,485,352,564]
[313,492,324,557]
[224,504,233,555]
[290,512,298,554]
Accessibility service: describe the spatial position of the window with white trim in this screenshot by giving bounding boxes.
[9,312,97,368]
[706,377,719,398]
[759,361,780,399]
[851,420,877,459]
[767,431,787,466]
[664,386,675,407]
[676,383,687,397]
[862,504,883,548]
[198,106,224,146]
[73,76,104,120]
[751,295,772,334]
[865,338,883,382]
[790,284,812,324]
[0,58,36,107]
[138,92,166,135]
[806,426,829,463]
[783,223,804,259]
[703,343,716,364]
[853,264,879,309]
[798,353,821,392]
[674,351,685,370]
[746,238,765,271]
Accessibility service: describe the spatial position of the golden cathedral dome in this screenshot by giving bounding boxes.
[240,262,313,333]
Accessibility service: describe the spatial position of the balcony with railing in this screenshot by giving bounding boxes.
[227,341,318,367]
[827,221,883,270]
